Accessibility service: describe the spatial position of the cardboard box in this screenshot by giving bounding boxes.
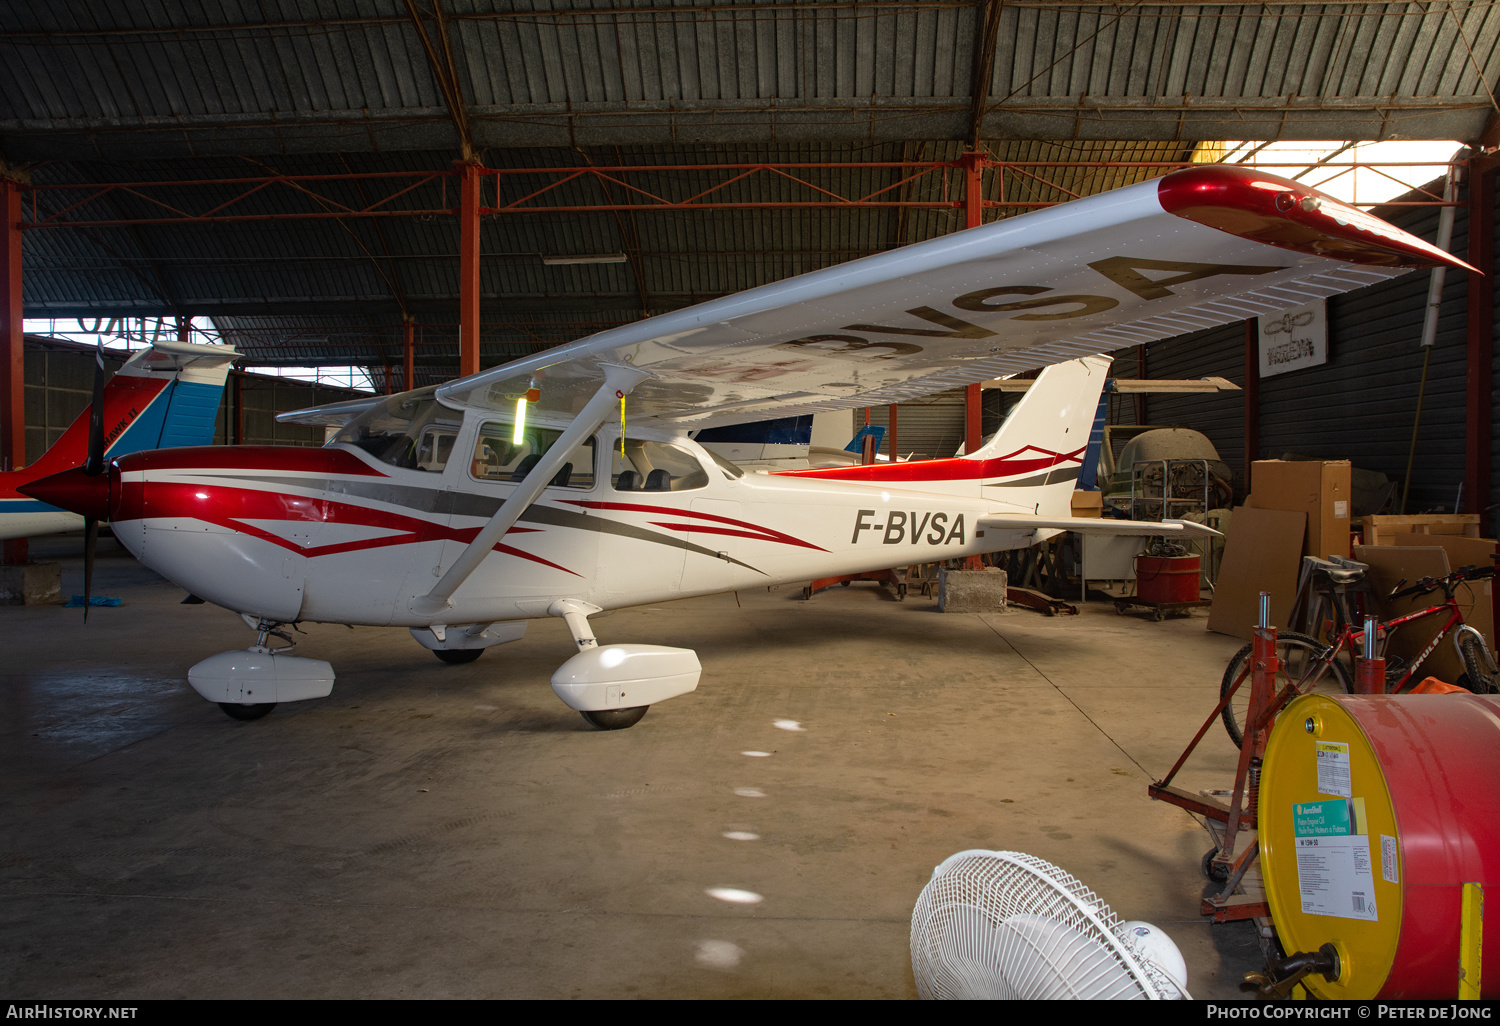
[1071,490,1103,518]
[1362,514,1481,546]
[1207,506,1308,640]
[1248,460,1352,560]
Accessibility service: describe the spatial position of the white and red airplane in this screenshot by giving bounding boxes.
[23,166,1472,727]
[1,337,237,540]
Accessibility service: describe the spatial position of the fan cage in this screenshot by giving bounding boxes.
[911,849,1177,1000]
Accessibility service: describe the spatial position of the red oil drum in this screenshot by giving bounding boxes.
[1133,554,1200,604]
[1261,693,1500,998]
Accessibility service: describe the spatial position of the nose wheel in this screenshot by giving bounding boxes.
[580,706,649,730]
[434,648,483,665]
[190,617,335,721]
[219,702,277,721]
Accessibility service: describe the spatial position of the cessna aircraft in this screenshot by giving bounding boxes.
[1,337,237,540]
[23,166,1473,728]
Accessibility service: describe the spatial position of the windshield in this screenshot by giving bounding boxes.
[330,389,461,472]
[703,447,745,481]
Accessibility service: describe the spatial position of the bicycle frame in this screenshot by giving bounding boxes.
[1349,600,1468,691]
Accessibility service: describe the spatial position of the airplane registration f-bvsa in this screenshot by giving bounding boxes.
[24,167,1474,727]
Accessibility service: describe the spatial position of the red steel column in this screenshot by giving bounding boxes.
[962,153,985,457]
[1,181,21,474]
[458,161,482,378]
[1465,161,1494,516]
[961,154,986,570]
[404,317,415,392]
[888,403,898,460]
[2,180,25,565]
[232,373,243,445]
[1244,318,1259,493]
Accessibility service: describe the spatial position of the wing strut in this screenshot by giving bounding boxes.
[410,363,650,617]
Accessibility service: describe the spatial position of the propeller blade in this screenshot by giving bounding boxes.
[82,517,98,624]
[84,342,106,477]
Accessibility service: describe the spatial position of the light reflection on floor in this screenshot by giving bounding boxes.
[694,939,744,970]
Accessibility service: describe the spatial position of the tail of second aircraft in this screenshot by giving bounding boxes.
[777,355,1112,515]
[0,338,238,539]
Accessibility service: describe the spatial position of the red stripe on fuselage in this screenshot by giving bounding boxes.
[116,445,389,477]
[774,445,1085,484]
[120,479,580,577]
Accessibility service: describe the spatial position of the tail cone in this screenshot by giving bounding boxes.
[19,465,112,522]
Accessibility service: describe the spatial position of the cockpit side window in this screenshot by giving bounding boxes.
[470,424,595,489]
[611,440,712,492]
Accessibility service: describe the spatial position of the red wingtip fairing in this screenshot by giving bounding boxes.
[1157,165,1478,274]
[18,465,113,522]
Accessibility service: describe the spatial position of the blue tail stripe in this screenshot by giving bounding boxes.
[0,498,61,514]
[101,378,225,457]
[155,380,225,449]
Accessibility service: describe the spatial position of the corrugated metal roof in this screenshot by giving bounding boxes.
[2,2,1494,159]
[0,2,1489,379]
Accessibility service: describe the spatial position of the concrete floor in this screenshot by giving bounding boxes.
[2,538,1266,999]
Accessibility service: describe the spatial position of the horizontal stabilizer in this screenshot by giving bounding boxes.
[980,515,1222,540]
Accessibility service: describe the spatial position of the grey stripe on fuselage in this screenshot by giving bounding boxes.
[984,467,1080,490]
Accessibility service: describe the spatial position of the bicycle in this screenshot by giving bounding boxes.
[1219,562,1498,748]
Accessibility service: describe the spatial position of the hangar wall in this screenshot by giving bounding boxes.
[21,337,127,463]
[1144,181,1495,532]
[215,375,358,448]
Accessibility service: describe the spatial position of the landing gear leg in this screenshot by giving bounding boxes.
[551,600,652,730]
[547,599,701,730]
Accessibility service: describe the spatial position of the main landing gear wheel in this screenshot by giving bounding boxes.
[219,702,277,721]
[434,648,483,665]
[580,706,649,730]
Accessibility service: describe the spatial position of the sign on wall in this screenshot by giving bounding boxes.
[1258,300,1328,378]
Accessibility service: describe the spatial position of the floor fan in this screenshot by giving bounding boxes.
[911,850,1190,1000]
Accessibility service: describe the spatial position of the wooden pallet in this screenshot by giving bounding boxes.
[1362,513,1481,547]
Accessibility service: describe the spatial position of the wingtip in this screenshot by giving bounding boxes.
[1158,165,1474,273]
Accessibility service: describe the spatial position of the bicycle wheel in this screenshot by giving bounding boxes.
[1458,631,1499,694]
[1220,631,1352,749]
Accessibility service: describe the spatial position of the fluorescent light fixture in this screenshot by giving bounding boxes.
[512,396,527,443]
[541,253,628,265]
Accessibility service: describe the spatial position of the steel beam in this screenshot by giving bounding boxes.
[4,97,1488,159]
[20,160,1463,232]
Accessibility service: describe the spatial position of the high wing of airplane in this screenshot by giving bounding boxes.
[0,337,238,540]
[22,166,1474,728]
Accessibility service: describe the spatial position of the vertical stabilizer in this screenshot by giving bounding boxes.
[773,356,1112,516]
[967,354,1112,514]
[0,339,237,540]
